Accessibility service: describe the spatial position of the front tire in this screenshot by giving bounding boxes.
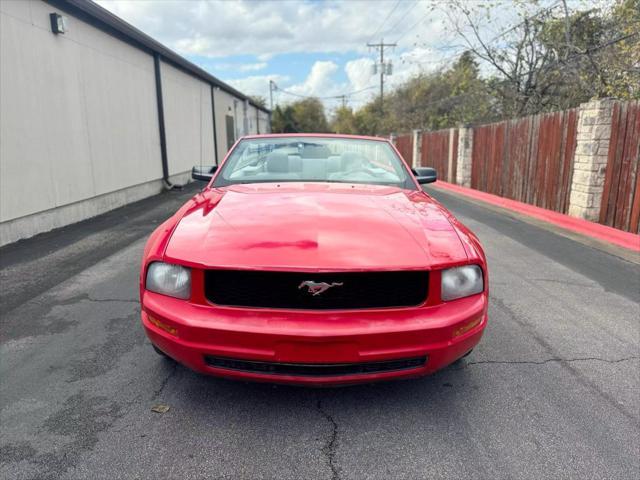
[152,344,174,361]
[452,348,474,365]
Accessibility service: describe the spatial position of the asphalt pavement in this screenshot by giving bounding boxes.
[1,184,638,480]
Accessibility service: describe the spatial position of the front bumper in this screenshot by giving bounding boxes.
[141,291,487,386]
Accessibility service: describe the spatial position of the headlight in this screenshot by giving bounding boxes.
[441,265,483,301]
[145,262,191,299]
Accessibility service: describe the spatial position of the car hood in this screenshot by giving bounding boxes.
[164,183,468,270]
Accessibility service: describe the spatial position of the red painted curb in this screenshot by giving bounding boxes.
[430,181,640,253]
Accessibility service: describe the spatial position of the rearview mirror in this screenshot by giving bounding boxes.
[192,165,217,182]
[412,167,437,184]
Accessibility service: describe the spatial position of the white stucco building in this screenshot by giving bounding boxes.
[0,0,270,245]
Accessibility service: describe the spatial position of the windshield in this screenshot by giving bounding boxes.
[213,137,416,190]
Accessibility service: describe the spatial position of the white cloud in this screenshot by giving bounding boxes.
[214,62,268,72]
[345,58,374,92]
[96,0,450,59]
[225,74,289,105]
[238,62,268,72]
[289,61,339,96]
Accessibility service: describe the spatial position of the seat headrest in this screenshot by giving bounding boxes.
[266,152,289,173]
[302,145,331,159]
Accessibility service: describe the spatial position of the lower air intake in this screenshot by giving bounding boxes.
[204,356,427,376]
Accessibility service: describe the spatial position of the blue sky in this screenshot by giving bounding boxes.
[96,0,577,114]
[194,51,358,89]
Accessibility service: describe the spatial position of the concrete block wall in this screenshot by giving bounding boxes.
[411,130,421,168]
[455,127,473,188]
[567,99,614,221]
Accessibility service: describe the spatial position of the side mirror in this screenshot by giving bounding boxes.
[192,165,217,182]
[412,167,437,184]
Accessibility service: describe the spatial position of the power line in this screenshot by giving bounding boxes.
[271,83,377,103]
[368,0,403,43]
[347,85,379,96]
[487,0,563,44]
[382,0,420,39]
[393,7,431,44]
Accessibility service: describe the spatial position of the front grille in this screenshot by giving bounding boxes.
[204,356,427,376]
[204,270,428,309]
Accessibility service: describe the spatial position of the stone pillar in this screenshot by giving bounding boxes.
[456,126,473,187]
[411,129,422,168]
[447,128,456,183]
[389,133,397,145]
[568,99,614,221]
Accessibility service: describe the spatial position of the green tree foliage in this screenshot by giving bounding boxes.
[383,52,496,132]
[353,101,384,136]
[439,0,639,116]
[271,105,297,133]
[347,52,496,136]
[538,0,638,101]
[292,98,330,133]
[331,106,357,134]
[249,96,267,108]
[271,98,329,133]
[602,0,640,99]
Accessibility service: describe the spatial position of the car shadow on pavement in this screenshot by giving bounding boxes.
[153,355,479,419]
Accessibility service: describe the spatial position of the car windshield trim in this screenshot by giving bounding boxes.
[212,136,417,191]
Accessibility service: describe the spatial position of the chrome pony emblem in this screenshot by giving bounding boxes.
[298,280,343,296]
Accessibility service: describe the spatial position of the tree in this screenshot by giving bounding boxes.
[439,0,639,116]
[271,98,329,133]
[349,52,495,135]
[249,96,267,109]
[601,0,640,99]
[330,106,357,134]
[353,100,384,136]
[291,98,329,133]
[271,105,297,133]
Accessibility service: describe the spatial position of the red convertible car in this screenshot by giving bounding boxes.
[140,134,488,385]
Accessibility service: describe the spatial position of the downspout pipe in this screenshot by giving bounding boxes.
[211,86,219,165]
[153,52,183,190]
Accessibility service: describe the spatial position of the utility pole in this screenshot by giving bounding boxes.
[340,95,347,108]
[367,38,396,115]
[269,80,275,110]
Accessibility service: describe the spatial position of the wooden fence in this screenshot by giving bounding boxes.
[471,109,579,213]
[421,129,458,182]
[395,134,413,165]
[600,100,640,233]
[394,100,639,233]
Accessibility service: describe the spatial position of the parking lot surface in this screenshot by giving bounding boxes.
[1,185,638,480]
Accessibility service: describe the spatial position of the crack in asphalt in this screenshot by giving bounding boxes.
[316,399,340,480]
[458,356,640,368]
[86,297,139,304]
[487,294,639,422]
[530,278,596,288]
[82,294,139,304]
[55,292,139,306]
[152,362,178,400]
